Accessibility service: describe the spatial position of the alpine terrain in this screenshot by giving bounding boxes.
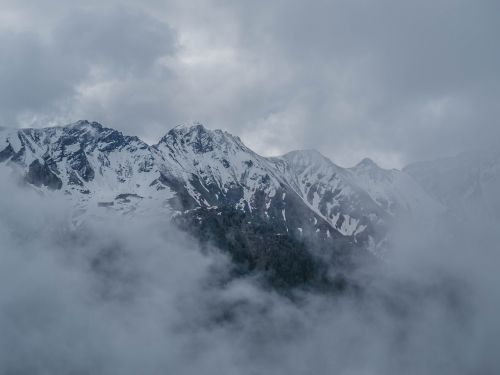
[0,120,445,288]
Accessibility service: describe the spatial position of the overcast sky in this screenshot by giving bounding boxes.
[1,0,499,167]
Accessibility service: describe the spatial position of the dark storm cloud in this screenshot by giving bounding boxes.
[1,0,499,165]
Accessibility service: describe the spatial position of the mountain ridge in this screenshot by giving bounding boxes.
[4,120,471,288]
[0,120,442,254]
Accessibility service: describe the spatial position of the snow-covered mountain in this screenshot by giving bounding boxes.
[270,150,442,244]
[0,120,441,254]
[349,158,444,219]
[404,148,500,214]
[0,120,172,218]
[153,124,284,212]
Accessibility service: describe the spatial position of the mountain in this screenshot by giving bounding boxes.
[270,151,442,249]
[0,120,169,218]
[271,151,383,238]
[0,120,442,287]
[349,157,444,219]
[404,148,500,214]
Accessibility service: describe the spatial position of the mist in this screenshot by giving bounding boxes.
[1,168,500,374]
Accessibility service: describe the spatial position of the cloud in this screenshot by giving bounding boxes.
[213,0,500,166]
[2,3,500,370]
[0,31,82,121]
[1,0,499,166]
[1,165,500,374]
[55,6,176,75]
[0,2,177,135]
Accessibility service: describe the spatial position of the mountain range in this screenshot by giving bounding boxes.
[2,120,490,288]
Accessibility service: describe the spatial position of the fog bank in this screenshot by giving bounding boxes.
[0,173,499,374]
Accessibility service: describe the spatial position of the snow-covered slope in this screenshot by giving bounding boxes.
[270,151,386,238]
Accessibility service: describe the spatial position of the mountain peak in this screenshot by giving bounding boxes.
[168,122,236,140]
[354,157,380,169]
[158,123,246,155]
[281,149,347,173]
[283,149,331,164]
[170,122,207,133]
[66,120,104,131]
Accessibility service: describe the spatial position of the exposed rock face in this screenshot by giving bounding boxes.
[25,159,62,190]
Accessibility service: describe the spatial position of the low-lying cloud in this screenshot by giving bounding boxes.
[0,170,499,374]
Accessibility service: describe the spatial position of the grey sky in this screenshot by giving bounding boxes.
[1,0,499,167]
